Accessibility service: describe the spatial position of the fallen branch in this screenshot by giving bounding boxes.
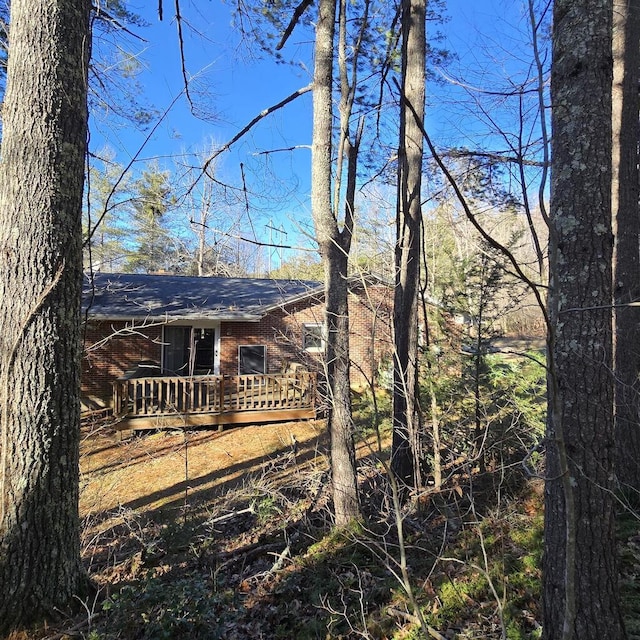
[207,506,254,525]
[217,541,285,564]
[267,542,291,573]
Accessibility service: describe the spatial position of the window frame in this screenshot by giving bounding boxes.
[302,323,326,353]
[238,344,267,375]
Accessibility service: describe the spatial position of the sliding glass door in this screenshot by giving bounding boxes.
[162,326,218,376]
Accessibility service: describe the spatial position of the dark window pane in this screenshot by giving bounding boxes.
[303,324,324,351]
[194,328,216,374]
[239,345,266,374]
[163,326,190,375]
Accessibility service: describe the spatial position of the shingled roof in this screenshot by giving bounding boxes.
[83,272,324,322]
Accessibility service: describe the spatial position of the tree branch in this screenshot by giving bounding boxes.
[443,148,546,168]
[174,0,195,111]
[85,92,183,246]
[392,77,550,330]
[193,84,313,192]
[276,0,314,50]
[91,4,147,41]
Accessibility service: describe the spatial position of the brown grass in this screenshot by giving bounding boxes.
[80,419,328,519]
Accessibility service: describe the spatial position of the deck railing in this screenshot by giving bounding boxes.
[113,371,317,419]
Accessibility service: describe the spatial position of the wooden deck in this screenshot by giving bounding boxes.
[112,371,317,431]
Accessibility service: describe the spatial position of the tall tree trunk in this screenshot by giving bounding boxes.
[391,0,426,490]
[0,0,91,633]
[324,244,360,524]
[311,0,360,525]
[544,1,626,638]
[612,0,640,495]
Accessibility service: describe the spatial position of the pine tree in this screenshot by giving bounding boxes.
[125,165,178,273]
[543,0,627,637]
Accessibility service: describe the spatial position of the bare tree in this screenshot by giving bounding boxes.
[0,0,91,632]
[311,0,362,525]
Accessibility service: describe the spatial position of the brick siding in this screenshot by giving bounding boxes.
[82,321,163,406]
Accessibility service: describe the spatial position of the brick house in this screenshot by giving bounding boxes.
[82,272,393,413]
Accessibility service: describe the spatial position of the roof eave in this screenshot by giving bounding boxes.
[260,284,326,313]
[86,313,264,323]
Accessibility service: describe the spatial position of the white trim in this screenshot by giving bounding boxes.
[302,323,325,353]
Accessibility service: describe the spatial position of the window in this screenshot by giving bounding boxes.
[239,345,266,374]
[303,323,325,352]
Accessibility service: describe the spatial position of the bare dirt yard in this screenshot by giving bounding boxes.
[80,419,330,520]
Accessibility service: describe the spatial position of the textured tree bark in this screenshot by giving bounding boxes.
[544,0,626,638]
[391,0,426,490]
[0,0,91,633]
[324,244,360,524]
[311,0,360,525]
[612,0,640,495]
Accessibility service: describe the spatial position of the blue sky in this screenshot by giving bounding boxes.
[93,2,313,178]
[91,0,546,260]
[430,0,548,143]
